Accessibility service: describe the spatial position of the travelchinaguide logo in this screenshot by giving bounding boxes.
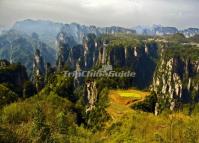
[64,65,136,78]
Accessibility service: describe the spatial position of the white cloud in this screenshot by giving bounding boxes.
[0,0,198,28]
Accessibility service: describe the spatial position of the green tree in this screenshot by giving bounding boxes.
[32,105,53,143]
[57,112,68,134]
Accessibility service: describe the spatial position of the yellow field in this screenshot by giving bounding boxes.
[114,89,150,98]
[107,89,150,120]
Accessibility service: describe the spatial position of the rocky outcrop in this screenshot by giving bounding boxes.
[67,45,84,70]
[82,34,98,69]
[98,41,108,65]
[33,49,45,75]
[74,60,83,87]
[84,81,98,113]
[32,49,45,91]
[56,32,70,71]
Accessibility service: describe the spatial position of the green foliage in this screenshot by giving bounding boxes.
[0,127,18,143]
[0,84,18,108]
[132,92,157,112]
[45,74,75,101]
[31,105,53,143]
[184,121,199,143]
[0,62,28,96]
[85,88,110,131]
[57,112,68,134]
[2,102,33,124]
[164,43,199,61]
[166,33,187,43]
[32,105,46,131]
[189,34,199,43]
[23,81,37,98]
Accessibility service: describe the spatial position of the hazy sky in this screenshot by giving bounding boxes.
[0,0,199,28]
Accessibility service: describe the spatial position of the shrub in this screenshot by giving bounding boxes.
[0,84,18,108]
[131,92,157,112]
[23,81,37,98]
[2,102,32,124]
[31,105,53,143]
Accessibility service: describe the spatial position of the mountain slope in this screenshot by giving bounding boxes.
[0,30,56,75]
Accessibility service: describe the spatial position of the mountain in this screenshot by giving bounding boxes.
[181,28,199,38]
[0,30,56,75]
[0,31,199,142]
[133,25,178,36]
[60,23,136,44]
[133,25,199,37]
[12,19,136,47]
[0,33,199,142]
[12,19,64,48]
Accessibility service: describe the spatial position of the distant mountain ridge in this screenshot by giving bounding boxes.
[12,20,199,47]
[60,23,135,44]
[12,19,135,47]
[133,25,199,37]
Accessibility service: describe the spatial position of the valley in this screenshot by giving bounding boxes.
[0,20,198,143]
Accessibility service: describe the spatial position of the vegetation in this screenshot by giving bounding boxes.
[165,43,199,60]
[132,92,157,113]
[0,84,18,108]
[0,33,198,142]
[1,87,199,142]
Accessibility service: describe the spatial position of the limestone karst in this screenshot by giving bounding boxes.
[32,49,45,91]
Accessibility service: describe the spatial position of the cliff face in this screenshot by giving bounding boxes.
[57,34,159,88]
[96,39,158,88]
[152,46,199,115]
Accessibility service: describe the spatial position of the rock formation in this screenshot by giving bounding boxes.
[32,49,45,91]
[45,62,54,83]
[82,34,97,69]
[84,80,98,113]
[74,59,83,87]
[152,47,199,115]
[56,32,70,71]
